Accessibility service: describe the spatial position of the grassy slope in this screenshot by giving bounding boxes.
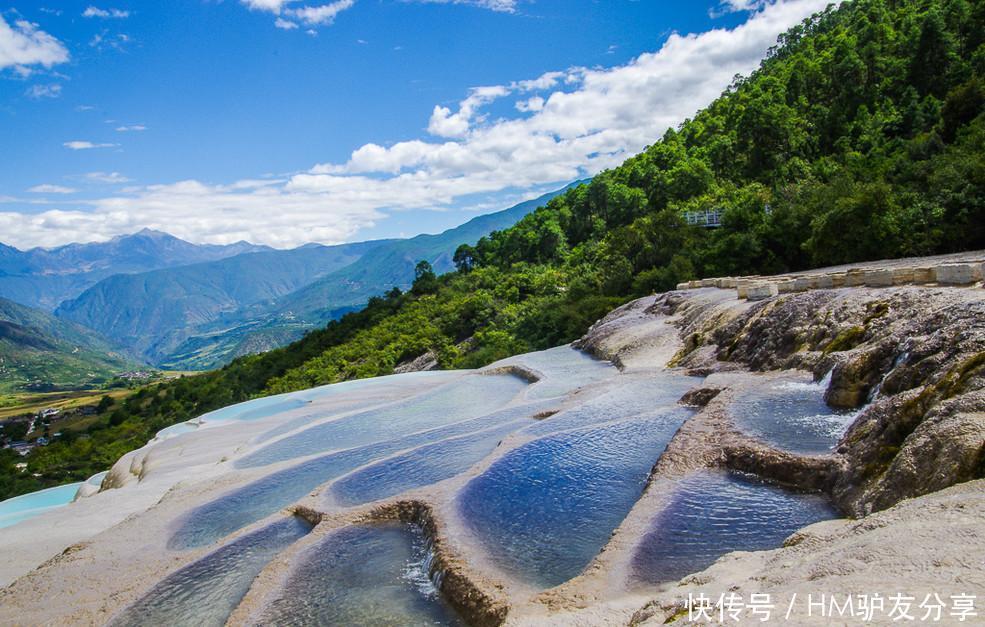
[0,298,138,394]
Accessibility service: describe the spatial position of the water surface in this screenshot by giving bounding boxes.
[526,372,698,435]
[631,471,836,584]
[0,482,83,529]
[459,410,689,588]
[729,377,855,453]
[111,516,312,627]
[170,402,552,549]
[329,419,530,507]
[236,374,527,468]
[256,523,464,626]
[504,345,616,399]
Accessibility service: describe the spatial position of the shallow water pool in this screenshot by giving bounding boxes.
[255,523,464,626]
[110,516,312,627]
[504,345,617,399]
[0,482,83,529]
[729,377,855,454]
[169,402,552,550]
[459,410,690,588]
[328,418,530,508]
[631,471,836,584]
[236,373,528,468]
[526,372,698,436]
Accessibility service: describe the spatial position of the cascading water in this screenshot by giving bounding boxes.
[254,523,464,626]
[728,371,855,454]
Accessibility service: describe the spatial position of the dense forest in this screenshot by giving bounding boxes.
[3,0,983,500]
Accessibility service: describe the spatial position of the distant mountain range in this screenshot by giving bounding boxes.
[54,240,391,365]
[0,229,269,311]
[0,297,137,393]
[0,182,583,378]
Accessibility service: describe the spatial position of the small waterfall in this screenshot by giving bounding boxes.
[402,524,447,599]
[867,349,911,403]
[817,367,834,389]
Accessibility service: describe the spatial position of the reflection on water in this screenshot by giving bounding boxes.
[169,402,551,550]
[329,419,530,508]
[459,410,689,588]
[631,471,836,584]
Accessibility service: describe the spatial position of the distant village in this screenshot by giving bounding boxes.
[0,404,97,459]
[0,371,158,460]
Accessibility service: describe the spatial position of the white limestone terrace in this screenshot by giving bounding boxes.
[0,370,463,587]
[0,252,983,626]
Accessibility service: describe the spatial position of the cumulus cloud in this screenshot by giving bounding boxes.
[428,85,510,138]
[241,0,292,11]
[64,141,118,150]
[318,0,831,188]
[515,95,544,112]
[240,0,356,27]
[82,6,130,18]
[245,0,513,30]
[0,180,385,249]
[0,15,69,72]
[2,0,831,249]
[28,184,77,194]
[115,124,146,132]
[289,0,355,25]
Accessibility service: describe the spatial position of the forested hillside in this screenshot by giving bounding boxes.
[6,0,983,499]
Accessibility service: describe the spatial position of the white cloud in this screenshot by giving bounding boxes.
[83,171,131,183]
[0,16,69,72]
[82,6,130,18]
[241,0,356,26]
[0,180,385,249]
[428,85,510,138]
[515,95,544,112]
[241,0,292,11]
[288,0,355,25]
[2,0,832,249]
[25,83,62,99]
[64,141,118,150]
[28,184,77,194]
[115,124,146,132]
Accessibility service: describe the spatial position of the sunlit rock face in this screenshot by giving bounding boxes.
[5,265,983,626]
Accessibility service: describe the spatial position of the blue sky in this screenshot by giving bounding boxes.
[0,0,829,249]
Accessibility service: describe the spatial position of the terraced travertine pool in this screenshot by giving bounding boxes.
[630,471,836,585]
[20,344,848,625]
[110,516,314,627]
[256,523,465,626]
[728,373,856,454]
